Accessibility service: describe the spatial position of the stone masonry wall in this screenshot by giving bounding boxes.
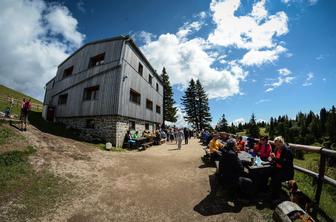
[56,115,158,147]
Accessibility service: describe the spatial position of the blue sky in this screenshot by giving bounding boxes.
[1,0,335,126]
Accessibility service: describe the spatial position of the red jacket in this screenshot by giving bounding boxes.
[254,143,272,160]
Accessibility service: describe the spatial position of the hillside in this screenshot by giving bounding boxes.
[0,84,43,116]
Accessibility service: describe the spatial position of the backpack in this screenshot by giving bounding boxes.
[23,101,30,112]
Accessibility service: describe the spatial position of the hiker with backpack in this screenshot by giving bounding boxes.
[20,98,31,131]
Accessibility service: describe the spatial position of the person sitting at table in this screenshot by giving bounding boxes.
[236,136,246,152]
[219,132,230,144]
[153,130,161,145]
[218,138,255,199]
[270,136,294,201]
[132,131,140,139]
[124,130,136,148]
[208,133,224,161]
[253,136,272,160]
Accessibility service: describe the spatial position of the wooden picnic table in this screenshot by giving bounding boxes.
[238,151,272,190]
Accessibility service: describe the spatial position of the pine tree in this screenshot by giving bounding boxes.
[247,113,260,138]
[269,117,275,139]
[216,114,228,132]
[181,79,198,129]
[320,107,327,135]
[195,80,212,130]
[160,67,177,125]
[181,79,212,131]
[326,106,336,144]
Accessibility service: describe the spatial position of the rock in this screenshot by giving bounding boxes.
[105,142,112,150]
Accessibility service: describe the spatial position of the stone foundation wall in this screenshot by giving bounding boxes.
[56,115,158,147]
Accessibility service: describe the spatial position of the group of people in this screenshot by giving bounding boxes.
[205,132,294,203]
[123,127,195,150]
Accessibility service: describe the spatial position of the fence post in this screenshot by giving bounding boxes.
[313,148,326,217]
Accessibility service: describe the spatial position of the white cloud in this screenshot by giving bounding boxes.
[233,118,245,125]
[240,45,287,66]
[165,105,190,128]
[77,0,85,13]
[133,31,157,45]
[141,33,247,99]
[140,0,289,99]
[322,78,327,82]
[177,21,203,39]
[0,0,85,100]
[256,99,270,104]
[282,0,318,5]
[278,68,291,76]
[265,68,294,92]
[302,72,314,86]
[45,5,85,47]
[208,0,288,67]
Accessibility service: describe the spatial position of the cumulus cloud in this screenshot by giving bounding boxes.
[140,0,289,99]
[240,45,287,66]
[141,32,247,99]
[0,0,84,100]
[208,0,288,67]
[302,72,314,86]
[233,118,245,125]
[265,68,294,92]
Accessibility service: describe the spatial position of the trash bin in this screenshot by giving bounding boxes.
[273,201,315,222]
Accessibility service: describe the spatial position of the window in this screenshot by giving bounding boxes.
[58,94,68,105]
[149,75,153,85]
[86,119,95,128]
[146,99,153,110]
[156,105,161,114]
[88,53,105,68]
[145,123,149,130]
[129,121,135,130]
[130,89,141,105]
[63,66,73,78]
[156,83,159,92]
[83,85,99,101]
[138,63,143,76]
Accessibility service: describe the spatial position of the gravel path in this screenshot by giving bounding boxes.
[23,126,269,222]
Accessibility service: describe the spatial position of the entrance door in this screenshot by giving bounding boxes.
[46,107,55,121]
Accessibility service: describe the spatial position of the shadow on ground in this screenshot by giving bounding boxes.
[27,111,100,143]
[194,174,275,216]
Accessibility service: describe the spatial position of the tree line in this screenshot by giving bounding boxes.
[217,106,336,149]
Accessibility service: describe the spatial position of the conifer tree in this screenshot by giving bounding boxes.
[181,79,198,129]
[216,114,228,132]
[195,80,212,130]
[247,113,260,138]
[181,79,212,131]
[160,67,177,125]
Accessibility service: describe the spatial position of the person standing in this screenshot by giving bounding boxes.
[270,136,294,201]
[176,128,184,150]
[183,127,189,144]
[20,98,31,131]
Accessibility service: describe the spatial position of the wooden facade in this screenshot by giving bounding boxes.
[43,36,163,144]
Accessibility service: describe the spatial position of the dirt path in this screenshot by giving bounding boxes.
[22,126,269,222]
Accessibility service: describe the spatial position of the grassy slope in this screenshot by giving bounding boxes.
[0,123,71,221]
[0,84,42,115]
